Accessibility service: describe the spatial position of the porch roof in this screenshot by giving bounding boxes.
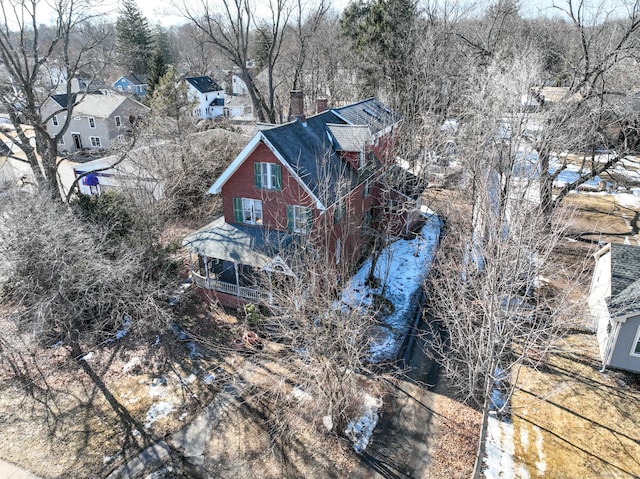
[182,217,293,268]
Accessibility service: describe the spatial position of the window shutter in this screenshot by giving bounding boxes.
[233,197,243,222]
[274,164,282,191]
[287,205,294,232]
[254,163,262,188]
[305,207,313,230]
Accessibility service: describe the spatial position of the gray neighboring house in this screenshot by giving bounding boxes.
[589,242,640,373]
[41,92,149,153]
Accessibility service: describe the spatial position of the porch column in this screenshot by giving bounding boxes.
[203,255,209,289]
[234,262,240,298]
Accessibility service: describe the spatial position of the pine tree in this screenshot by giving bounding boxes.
[116,0,153,74]
[147,26,172,97]
[149,66,195,136]
[147,49,168,98]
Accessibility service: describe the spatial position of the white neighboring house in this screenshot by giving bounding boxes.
[185,76,225,120]
[41,92,149,153]
[589,242,640,373]
[230,74,248,96]
[57,144,165,199]
[0,120,37,193]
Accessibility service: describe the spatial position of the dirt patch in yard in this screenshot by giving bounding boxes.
[511,333,640,478]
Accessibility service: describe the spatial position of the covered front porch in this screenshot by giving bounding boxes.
[182,217,296,307]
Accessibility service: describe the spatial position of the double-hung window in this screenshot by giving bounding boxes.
[287,205,312,233]
[52,115,59,127]
[631,325,640,357]
[90,136,102,148]
[233,197,263,225]
[254,162,282,191]
[334,198,346,224]
[88,117,96,128]
[115,116,122,127]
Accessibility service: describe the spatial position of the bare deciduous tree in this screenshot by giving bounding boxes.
[0,191,170,346]
[176,0,293,123]
[0,0,112,199]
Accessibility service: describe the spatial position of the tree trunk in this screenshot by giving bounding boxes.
[539,147,553,226]
[471,370,495,479]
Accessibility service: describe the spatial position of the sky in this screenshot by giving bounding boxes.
[15,0,633,29]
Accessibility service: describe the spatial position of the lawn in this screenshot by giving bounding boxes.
[511,333,640,478]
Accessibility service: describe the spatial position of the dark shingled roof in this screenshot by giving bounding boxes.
[50,93,78,108]
[260,111,359,207]
[254,99,402,207]
[334,98,403,136]
[609,243,640,312]
[186,76,222,94]
[182,216,294,267]
[122,74,147,85]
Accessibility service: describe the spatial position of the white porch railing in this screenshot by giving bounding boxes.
[191,271,272,303]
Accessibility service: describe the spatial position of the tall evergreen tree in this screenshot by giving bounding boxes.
[116,0,153,74]
[341,0,418,101]
[149,66,195,136]
[147,49,168,98]
[147,26,172,97]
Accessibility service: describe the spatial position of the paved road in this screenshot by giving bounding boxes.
[0,459,43,479]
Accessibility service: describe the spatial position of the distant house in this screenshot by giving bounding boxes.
[230,74,248,96]
[182,96,408,308]
[113,74,148,97]
[41,92,149,153]
[57,147,163,199]
[0,121,37,193]
[589,243,640,373]
[185,76,225,119]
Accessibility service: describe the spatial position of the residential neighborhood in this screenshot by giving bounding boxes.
[1,0,639,479]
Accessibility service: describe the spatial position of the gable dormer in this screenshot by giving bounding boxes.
[326,124,372,170]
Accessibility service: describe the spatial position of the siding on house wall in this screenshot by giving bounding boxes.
[54,114,110,151]
[44,97,146,152]
[220,141,380,267]
[609,315,640,372]
[221,142,315,229]
[371,131,397,162]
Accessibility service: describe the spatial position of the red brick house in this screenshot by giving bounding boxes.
[182,97,411,307]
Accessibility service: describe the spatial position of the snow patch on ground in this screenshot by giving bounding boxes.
[123,356,141,374]
[534,425,547,475]
[340,214,441,362]
[345,393,382,453]
[614,192,640,209]
[149,377,168,397]
[484,413,516,479]
[145,401,174,428]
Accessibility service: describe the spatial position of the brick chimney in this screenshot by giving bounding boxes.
[288,90,305,122]
[316,97,328,114]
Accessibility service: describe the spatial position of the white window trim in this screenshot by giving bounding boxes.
[630,324,640,357]
[115,116,122,127]
[52,115,59,126]
[90,136,102,148]
[242,198,263,225]
[292,205,311,233]
[88,117,96,128]
[260,162,279,190]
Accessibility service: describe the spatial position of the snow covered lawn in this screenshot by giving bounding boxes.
[341,212,441,363]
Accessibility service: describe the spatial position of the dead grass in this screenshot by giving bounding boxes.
[512,333,640,478]
[0,301,235,478]
[562,193,633,241]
